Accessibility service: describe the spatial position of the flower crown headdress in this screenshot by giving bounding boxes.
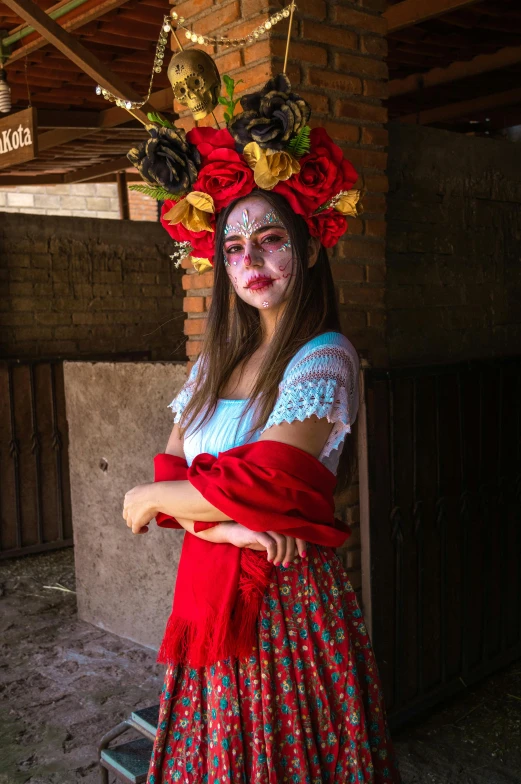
[127,72,361,273]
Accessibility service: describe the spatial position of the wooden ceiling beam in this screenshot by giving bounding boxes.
[9,83,170,159]
[78,31,152,50]
[389,45,521,97]
[3,0,131,67]
[0,156,134,184]
[97,87,174,128]
[64,155,133,183]
[0,173,66,184]
[95,18,161,39]
[0,170,143,185]
[37,110,142,129]
[0,3,174,177]
[385,0,484,33]
[38,127,97,152]
[398,87,521,124]
[1,0,153,125]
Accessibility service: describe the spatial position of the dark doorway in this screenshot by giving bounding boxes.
[365,356,521,728]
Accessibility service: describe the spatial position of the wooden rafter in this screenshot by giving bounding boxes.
[399,87,521,124]
[0,1,179,181]
[38,127,97,152]
[38,110,142,130]
[3,0,131,67]
[385,0,484,33]
[0,170,142,185]
[389,45,521,97]
[1,0,155,125]
[65,154,133,183]
[98,87,173,129]
[34,85,173,155]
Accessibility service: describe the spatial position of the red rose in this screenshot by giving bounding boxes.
[306,209,347,248]
[186,127,235,166]
[188,229,216,262]
[160,201,216,262]
[193,147,255,212]
[274,127,358,215]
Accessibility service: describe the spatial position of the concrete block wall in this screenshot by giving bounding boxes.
[386,123,521,366]
[168,0,391,591]
[0,183,121,219]
[0,183,158,222]
[0,213,185,360]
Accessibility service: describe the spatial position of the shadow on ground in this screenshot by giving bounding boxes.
[0,550,520,783]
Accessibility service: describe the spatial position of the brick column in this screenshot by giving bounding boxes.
[171,0,389,592]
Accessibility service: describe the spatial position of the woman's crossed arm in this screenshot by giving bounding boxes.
[123,416,333,564]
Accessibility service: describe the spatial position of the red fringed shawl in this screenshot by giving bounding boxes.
[154,441,350,668]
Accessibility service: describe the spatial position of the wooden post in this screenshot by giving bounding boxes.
[117,171,129,220]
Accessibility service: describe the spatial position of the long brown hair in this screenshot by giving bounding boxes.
[178,189,356,489]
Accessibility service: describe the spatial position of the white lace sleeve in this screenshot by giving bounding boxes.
[167,356,202,424]
[260,336,360,458]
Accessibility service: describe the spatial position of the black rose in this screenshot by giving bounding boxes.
[127,125,201,195]
[229,74,311,151]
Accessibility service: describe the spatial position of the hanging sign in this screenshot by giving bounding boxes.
[0,108,38,171]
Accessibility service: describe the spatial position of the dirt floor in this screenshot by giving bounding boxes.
[0,550,520,784]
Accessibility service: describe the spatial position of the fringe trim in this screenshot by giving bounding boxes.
[157,549,274,668]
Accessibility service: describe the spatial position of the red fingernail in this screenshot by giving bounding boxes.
[302,551,307,558]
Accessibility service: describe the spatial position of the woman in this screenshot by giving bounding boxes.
[123,186,401,782]
[123,72,400,782]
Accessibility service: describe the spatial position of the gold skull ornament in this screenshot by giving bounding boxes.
[167,49,221,121]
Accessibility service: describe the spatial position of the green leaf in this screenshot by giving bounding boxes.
[218,96,230,106]
[223,74,235,98]
[146,111,175,129]
[128,184,181,201]
[287,125,311,158]
[224,112,232,123]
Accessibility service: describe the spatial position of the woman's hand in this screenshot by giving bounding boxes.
[123,483,158,535]
[219,523,307,566]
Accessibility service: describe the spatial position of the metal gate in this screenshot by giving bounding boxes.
[0,360,72,558]
[365,356,521,728]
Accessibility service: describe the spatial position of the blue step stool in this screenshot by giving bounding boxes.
[98,705,159,783]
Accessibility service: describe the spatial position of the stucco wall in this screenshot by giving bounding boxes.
[64,360,187,650]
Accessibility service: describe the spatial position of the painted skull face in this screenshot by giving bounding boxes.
[167,50,221,120]
[223,195,295,312]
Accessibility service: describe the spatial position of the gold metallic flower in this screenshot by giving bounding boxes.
[243,141,300,190]
[163,191,215,232]
[334,190,362,217]
[191,257,213,274]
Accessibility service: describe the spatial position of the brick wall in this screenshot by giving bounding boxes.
[175,0,389,369]
[386,123,521,366]
[168,0,390,591]
[0,213,185,360]
[129,189,160,222]
[0,183,158,222]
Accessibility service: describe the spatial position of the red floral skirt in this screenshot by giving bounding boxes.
[147,544,401,783]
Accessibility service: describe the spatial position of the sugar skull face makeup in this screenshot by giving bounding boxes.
[223,195,295,311]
